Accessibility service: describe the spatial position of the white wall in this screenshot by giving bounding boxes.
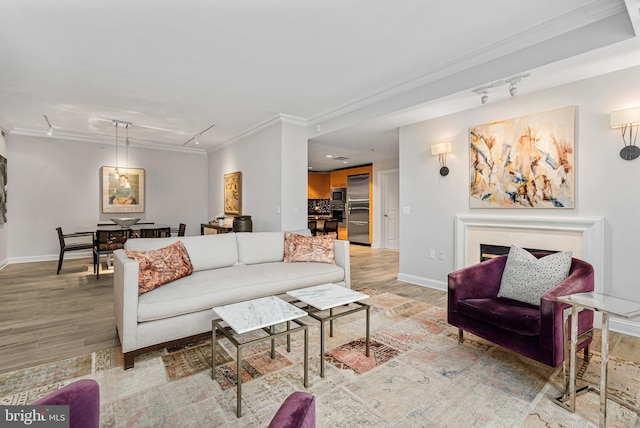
[208,115,308,232]
[0,129,7,267]
[399,65,640,305]
[7,134,208,261]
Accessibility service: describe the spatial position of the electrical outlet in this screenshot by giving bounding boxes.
[402,206,411,215]
[429,249,436,259]
[438,250,445,260]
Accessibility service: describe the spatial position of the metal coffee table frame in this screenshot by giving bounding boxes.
[212,318,308,417]
[290,300,370,378]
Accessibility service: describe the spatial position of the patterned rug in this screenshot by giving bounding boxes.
[1,289,639,427]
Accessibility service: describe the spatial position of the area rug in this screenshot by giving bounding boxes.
[1,289,639,427]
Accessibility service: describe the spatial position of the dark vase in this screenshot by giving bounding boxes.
[233,215,253,232]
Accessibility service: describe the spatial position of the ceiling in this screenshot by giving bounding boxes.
[1,0,639,171]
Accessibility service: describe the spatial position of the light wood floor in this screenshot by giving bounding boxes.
[1,245,638,374]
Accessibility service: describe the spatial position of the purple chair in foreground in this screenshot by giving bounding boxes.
[32,379,100,428]
[448,255,594,367]
[268,391,316,428]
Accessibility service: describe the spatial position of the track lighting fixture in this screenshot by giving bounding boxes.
[44,114,53,136]
[183,123,216,146]
[472,73,530,104]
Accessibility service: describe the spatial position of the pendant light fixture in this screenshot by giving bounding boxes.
[113,121,120,179]
[124,123,131,188]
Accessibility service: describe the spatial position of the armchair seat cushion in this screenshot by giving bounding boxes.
[458,297,541,337]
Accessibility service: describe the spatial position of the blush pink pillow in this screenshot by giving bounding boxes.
[284,232,335,264]
[126,241,194,295]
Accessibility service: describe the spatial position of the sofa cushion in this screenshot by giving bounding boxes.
[126,241,194,295]
[457,297,541,336]
[497,245,572,306]
[137,262,346,322]
[284,232,335,264]
[124,234,238,271]
[236,232,285,265]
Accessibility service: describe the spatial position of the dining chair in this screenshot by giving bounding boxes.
[321,219,339,238]
[156,227,171,238]
[177,223,186,237]
[56,227,95,274]
[94,229,131,278]
[139,228,156,238]
[140,227,171,238]
[307,220,317,236]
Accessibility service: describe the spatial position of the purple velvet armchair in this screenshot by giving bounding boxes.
[448,255,594,367]
[31,379,100,428]
[268,391,315,428]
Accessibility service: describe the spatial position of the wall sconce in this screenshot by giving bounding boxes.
[431,141,452,176]
[610,106,640,160]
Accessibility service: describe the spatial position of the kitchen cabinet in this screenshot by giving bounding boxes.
[308,172,330,199]
[329,170,348,188]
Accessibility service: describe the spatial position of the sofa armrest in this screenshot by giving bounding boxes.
[447,256,508,311]
[539,258,595,353]
[333,239,351,289]
[113,249,140,353]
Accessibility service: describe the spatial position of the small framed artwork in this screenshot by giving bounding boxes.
[224,171,242,215]
[101,166,145,214]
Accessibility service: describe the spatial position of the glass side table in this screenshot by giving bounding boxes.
[556,292,640,427]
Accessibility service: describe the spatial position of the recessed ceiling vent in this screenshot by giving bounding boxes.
[333,156,350,161]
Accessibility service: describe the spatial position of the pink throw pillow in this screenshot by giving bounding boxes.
[126,241,194,295]
[284,232,335,264]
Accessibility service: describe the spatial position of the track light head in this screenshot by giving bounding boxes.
[481,93,489,104]
[509,84,517,97]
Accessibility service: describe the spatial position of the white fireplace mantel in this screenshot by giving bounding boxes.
[454,215,605,294]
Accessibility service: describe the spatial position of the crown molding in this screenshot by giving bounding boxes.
[308,1,628,127]
[9,128,207,154]
[215,114,307,151]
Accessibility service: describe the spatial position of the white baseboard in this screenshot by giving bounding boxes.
[8,251,93,265]
[609,317,640,338]
[0,258,8,270]
[397,273,447,292]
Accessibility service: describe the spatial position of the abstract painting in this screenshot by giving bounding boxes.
[469,106,575,208]
[0,154,6,223]
[224,171,242,215]
[101,166,145,214]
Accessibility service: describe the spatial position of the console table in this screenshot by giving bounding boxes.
[556,292,640,427]
[200,223,233,235]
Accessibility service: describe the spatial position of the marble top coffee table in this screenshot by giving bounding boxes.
[211,296,309,417]
[287,283,370,377]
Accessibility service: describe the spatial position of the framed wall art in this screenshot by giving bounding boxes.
[0,154,6,224]
[101,166,145,214]
[224,171,242,215]
[469,106,576,209]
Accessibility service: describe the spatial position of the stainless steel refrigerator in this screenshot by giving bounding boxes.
[347,173,370,244]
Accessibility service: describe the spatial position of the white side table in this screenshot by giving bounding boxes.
[556,292,640,427]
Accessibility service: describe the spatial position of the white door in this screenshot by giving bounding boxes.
[381,170,399,250]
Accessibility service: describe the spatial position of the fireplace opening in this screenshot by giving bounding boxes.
[480,244,558,262]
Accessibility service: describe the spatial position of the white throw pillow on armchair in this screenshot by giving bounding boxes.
[497,245,572,306]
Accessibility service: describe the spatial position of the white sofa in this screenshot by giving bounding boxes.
[113,231,350,368]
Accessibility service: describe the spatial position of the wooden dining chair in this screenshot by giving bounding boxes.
[307,220,317,236]
[94,229,131,278]
[56,227,95,274]
[321,219,339,238]
[177,223,186,237]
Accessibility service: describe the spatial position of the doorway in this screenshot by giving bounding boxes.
[380,169,399,250]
